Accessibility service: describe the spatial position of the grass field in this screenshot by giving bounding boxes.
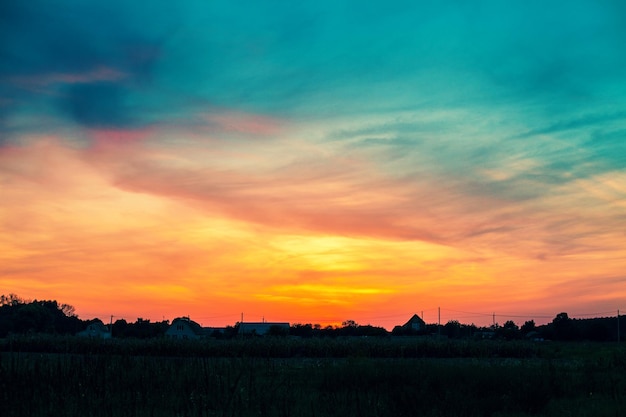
[1,336,625,416]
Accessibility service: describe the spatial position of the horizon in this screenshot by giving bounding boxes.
[51,299,625,330]
[4,292,622,331]
[2,2,625,331]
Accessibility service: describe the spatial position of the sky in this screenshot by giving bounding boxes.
[1,1,625,329]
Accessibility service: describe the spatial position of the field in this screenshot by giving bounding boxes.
[1,336,625,416]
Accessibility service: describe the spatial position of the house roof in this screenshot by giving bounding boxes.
[77,318,111,337]
[169,317,206,336]
[84,318,109,331]
[403,314,426,327]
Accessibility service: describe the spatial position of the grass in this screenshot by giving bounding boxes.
[1,336,625,416]
[0,334,547,358]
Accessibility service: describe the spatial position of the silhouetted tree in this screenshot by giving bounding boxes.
[520,320,536,336]
[268,324,289,337]
[60,303,76,317]
[0,297,83,335]
[0,293,24,306]
[552,312,577,341]
[290,323,314,338]
[355,324,388,337]
[497,320,520,340]
[331,321,388,337]
[444,320,462,339]
[108,318,169,339]
[112,319,129,337]
[586,320,611,341]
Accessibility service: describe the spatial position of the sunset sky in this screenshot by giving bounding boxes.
[1,1,625,329]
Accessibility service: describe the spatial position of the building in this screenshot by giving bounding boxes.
[77,319,111,339]
[165,317,209,340]
[238,322,290,336]
[403,314,426,332]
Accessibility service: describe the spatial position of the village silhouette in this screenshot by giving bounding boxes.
[3,293,626,416]
[0,294,622,342]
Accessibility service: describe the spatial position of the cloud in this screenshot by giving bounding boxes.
[205,112,283,137]
[0,1,170,134]
[513,111,626,140]
[66,116,620,271]
[9,67,128,90]
[59,82,132,128]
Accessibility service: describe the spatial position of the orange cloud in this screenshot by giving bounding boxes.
[205,111,283,136]
[2,131,625,328]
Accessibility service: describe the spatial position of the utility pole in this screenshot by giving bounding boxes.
[493,312,496,328]
[110,315,113,337]
[618,309,620,343]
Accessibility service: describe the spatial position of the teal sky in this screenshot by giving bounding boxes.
[1,1,625,326]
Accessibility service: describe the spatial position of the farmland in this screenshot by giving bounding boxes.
[2,336,625,416]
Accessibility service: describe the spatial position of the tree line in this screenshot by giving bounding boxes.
[0,294,168,339]
[1,294,623,341]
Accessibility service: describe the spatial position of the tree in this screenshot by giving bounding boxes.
[290,323,313,338]
[112,319,129,337]
[444,320,461,338]
[342,320,358,328]
[355,324,388,337]
[520,320,536,336]
[268,324,289,337]
[552,312,576,341]
[0,293,23,306]
[553,312,570,325]
[586,320,610,341]
[60,303,76,317]
[498,320,520,340]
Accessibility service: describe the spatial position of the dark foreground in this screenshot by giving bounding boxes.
[2,336,625,416]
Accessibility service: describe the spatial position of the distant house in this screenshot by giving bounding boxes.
[238,322,290,336]
[474,331,495,340]
[77,319,111,339]
[402,314,426,332]
[524,331,544,342]
[165,317,209,340]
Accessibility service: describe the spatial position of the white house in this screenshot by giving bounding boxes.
[165,317,208,340]
[77,319,111,339]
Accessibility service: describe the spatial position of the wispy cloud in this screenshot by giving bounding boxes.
[10,67,128,90]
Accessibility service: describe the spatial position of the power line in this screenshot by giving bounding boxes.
[571,310,616,317]
[79,306,626,327]
[444,308,493,317]
[352,312,417,321]
[496,313,553,319]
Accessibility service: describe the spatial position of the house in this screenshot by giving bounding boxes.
[165,317,208,340]
[402,314,426,332]
[473,331,495,340]
[238,322,290,336]
[77,319,111,339]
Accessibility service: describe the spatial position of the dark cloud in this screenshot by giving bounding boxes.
[2,1,626,138]
[60,82,131,129]
[0,1,171,132]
